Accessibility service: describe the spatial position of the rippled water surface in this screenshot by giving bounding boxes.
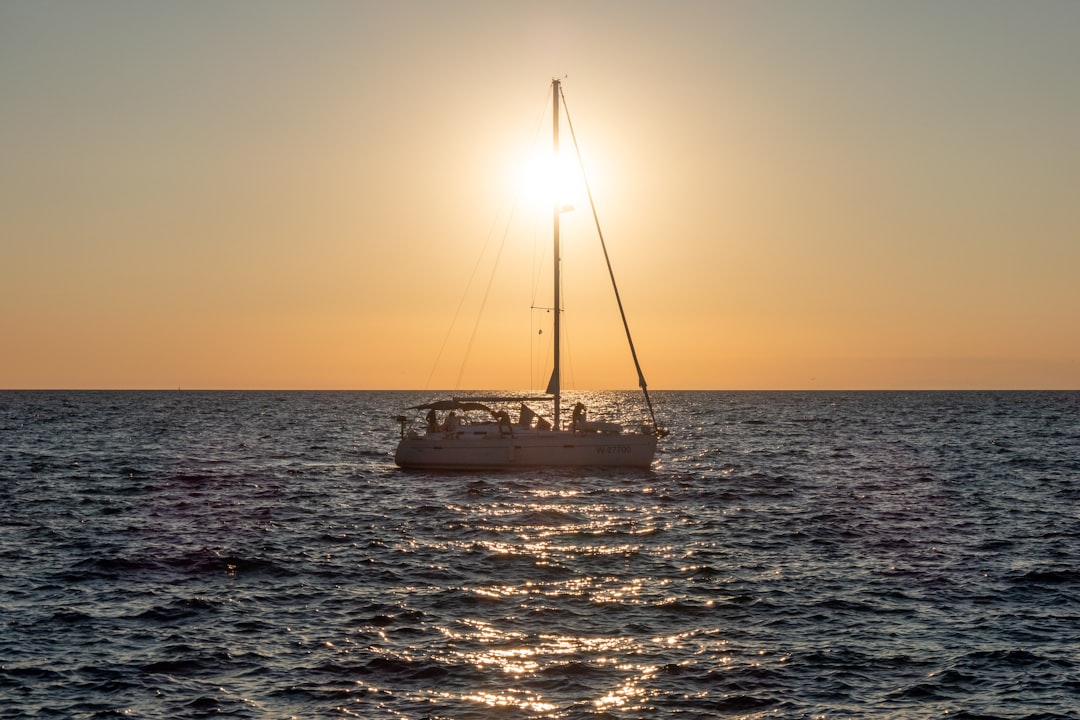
[2,390,1078,718]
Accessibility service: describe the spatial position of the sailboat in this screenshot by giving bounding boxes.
[394,79,667,470]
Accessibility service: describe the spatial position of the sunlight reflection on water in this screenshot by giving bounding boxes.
[424,624,658,714]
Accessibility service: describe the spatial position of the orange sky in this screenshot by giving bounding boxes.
[2,1,1078,390]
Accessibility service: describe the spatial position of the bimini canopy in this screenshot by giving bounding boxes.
[409,400,493,413]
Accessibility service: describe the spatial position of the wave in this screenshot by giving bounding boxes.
[57,549,296,583]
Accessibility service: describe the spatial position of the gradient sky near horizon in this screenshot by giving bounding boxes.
[3,1,1078,390]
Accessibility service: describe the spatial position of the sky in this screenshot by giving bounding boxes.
[2,0,1078,390]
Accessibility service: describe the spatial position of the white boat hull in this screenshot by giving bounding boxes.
[394,427,657,470]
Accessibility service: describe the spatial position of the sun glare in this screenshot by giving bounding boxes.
[517,143,588,217]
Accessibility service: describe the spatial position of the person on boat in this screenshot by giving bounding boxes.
[493,409,513,436]
[425,409,439,433]
[443,411,459,433]
[571,402,587,433]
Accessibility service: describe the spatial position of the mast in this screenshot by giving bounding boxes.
[551,78,562,429]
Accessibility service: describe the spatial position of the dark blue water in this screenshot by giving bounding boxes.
[2,390,1078,718]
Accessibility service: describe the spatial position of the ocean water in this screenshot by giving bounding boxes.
[1,390,1078,719]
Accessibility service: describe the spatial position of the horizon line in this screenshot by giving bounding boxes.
[2,387,1078,393]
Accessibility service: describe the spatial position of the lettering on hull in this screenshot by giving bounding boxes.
[595,445,633,455]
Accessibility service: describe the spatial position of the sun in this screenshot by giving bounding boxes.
[517,141,589,217]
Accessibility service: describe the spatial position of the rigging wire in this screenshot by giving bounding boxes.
[422,208,505,391]
[429,83,552,390]
[531,306,553,391]
[454,209,515,390]
[559,84,667,436]
[527,87,556,392]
